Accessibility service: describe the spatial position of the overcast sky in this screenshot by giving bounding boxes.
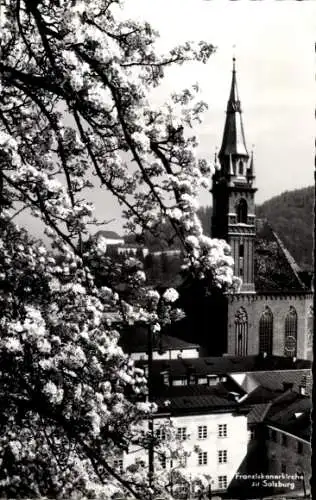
[18,0,316,237]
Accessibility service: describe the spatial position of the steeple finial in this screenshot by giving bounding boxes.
[247,145,255,181]
[232,56,236,73]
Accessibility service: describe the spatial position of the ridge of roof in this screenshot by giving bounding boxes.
[272,230,305,289]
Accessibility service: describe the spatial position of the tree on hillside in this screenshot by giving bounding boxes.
[0,1,237,498]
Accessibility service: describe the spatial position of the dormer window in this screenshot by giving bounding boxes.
[161,371,169,386]
[172,377,188,386]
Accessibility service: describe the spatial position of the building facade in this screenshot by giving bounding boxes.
[123,402,249,496]
[210,59,313,360]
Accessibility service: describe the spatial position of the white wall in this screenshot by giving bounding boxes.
[104,238,125,246]
[124,412,248,492]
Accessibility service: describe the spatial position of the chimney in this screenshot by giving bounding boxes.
[282,382,294,392]
[299,385,306,396]
[160,370,170,386]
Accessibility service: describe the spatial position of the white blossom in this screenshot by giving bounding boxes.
[163,288,179,303]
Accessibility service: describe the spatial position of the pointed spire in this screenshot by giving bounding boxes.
[219,58,248,160]
[214,149,219,170]
[247,148,255,179]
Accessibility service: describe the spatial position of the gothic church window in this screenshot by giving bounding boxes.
[236,199,248,224]
[235,307,248,356]
[284,306,298,357]
[259,307,273,355]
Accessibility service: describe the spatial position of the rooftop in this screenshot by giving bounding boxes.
[246,402,272,424]
[153,384,248,415]
[142,355,311,378]
[265,392,311,441]
[119,326,200,354]
[255,220,307,292]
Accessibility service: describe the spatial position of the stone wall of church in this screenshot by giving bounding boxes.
[227,292,313,360]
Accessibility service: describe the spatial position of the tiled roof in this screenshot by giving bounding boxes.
[154,389,243,414]
[265,393,311,441]
[255,220,307,292]
[246,403,272,423]
[266,392,311,422]
[119,326,200,353]
[240,385,278,405]
[145,355,311,378]
[251,370,312,395]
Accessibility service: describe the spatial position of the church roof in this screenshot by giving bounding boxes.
[219,58,249,159]
[255,220,307,292]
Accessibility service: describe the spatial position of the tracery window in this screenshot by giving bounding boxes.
[259,306,273,355]
[236,199,248,224]
[235,307,248,356]
[284,306,298,357]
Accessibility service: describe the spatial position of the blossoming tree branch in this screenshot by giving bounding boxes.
[0,0,237,498]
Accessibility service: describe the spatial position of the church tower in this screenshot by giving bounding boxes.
[212,58,257,293]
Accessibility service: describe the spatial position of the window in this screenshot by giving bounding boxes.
[235,307,248,356]
[172,377,188,386]
[259,306,273,355]
[179,455,187,468]
[160,454,167,469]
[236,199,248,224]
[239,243,244,257]
[281,434,287,447]
[249,429,255,440]
[113,459,123,475]
[218,450,228,464]
[156,428,166,441]
[218,476,228,490]
[177,427,187,441]
[281,463,287,474]
[207,375,218,386]
[198,426,207,440]
[284,307,298,357]
[297,441,303,454]
[271,429,277,442]
[198,451,208,466]
[161,371,169,386]
[218,424,227,438]
[238,160,244,175]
